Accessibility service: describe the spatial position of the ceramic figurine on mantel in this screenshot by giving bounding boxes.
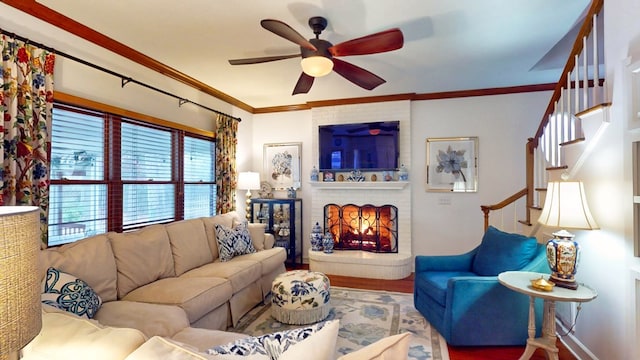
[398,164,409,181]
[310,166,319,181]
[310,222,323,251]
[323,231,334,254]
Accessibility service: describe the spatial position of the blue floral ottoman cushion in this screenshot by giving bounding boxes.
[271,270,331,325]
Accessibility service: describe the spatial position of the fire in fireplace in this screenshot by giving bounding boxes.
[324,204,398,253]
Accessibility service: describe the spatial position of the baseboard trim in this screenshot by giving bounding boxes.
[556,319,600,360]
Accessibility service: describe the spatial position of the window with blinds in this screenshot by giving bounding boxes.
[184,136,216,219]
[48,104,216,246]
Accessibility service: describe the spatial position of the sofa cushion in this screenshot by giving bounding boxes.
[201,212,240,261]
[122,276,233,324]
[208,320,339,360]
[41,267,102,319]
[472,226,539,276]
[180,259,262,293]
[214,222,256,262]
[22,310,146,360]
[40,234,118,302]
[95,300,190,338]
[109,225,176,298]
[414,271,476,307]
[166,218,214,276]
[236,247,287,276]
[247,223,267,251]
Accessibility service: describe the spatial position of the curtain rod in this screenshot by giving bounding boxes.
[0,29,241,122]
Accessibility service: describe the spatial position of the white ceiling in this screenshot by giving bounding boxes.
[37,0,591,109]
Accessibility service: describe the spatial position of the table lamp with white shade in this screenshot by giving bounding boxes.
[0,206,42,360]
[537,180,599,290]
[238,172,261,220]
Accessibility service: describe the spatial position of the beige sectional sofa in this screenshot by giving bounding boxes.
[38,211,286,339]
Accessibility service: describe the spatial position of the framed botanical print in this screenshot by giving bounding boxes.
[263,142,301,190]
[425,137,478,192]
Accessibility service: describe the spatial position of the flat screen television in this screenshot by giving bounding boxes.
[318,121,400,171]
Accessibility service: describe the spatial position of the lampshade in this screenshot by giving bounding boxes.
[301,56,334,77]
[0,206,42,357]
[237,172,261,190]
[537,181,599,230]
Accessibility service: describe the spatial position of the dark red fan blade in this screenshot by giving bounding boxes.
[261,19,317,51]
[329,28,404,57]
[292,73,315,95]
[332,58,385,90]
[229,54,300,65]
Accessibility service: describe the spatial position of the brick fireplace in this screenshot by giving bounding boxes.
[307,101,412,280]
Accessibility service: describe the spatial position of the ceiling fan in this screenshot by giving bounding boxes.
[228,16,404,95]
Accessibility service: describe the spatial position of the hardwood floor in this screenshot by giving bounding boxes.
[302,267,577,360]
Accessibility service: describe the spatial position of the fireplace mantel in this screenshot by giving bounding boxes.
[309,181,409,190]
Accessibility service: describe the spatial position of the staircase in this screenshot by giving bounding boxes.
[481,0,609,239]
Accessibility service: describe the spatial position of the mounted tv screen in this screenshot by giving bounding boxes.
[318,121,400,171]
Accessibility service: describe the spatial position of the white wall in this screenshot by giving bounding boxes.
[410,93,548,255]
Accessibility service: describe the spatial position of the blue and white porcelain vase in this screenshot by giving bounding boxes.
[310,166,320,181]
[397,164,409,181]
[322,231,334,254]
[310,222,324,251]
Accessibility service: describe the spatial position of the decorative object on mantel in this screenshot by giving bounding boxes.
[323,231,334,253]
[310,166,319,181]
[238,171,261,220]
[371,174,378,182]
[0,206,42,360]
[383,171,393,181]
[347,170,365,182]
[323,171,335,182]
[537,179,599,290]
[310,222,324,251]
[287,187,297,198]
[397,164,409,181]
[258,181,273,198]
[425,136,478,192]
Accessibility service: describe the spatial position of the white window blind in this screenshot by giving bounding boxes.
[121,123,175,230]
[184,136,216,219]
[49,107,106,245]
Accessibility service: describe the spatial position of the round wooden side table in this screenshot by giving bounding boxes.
[498,271,597,360]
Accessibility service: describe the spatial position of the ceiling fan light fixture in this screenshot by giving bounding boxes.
[301,56,334,77]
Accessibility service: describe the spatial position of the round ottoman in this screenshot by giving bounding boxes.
[271,270,331,325]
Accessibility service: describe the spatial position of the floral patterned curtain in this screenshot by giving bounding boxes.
[0,34,55,244]
[215,113,238,214]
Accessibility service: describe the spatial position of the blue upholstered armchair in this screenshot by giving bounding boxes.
[413,226,549,346]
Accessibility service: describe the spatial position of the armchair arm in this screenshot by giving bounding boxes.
[415,247,478,273]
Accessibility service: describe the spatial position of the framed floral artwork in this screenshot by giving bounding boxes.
[425,137,478,192]
[263,142,302,190]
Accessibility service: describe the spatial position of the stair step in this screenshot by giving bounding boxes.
[546,165,568,171]
[560,137,585,146]
[518,220,532,226]
[535,188,547,192]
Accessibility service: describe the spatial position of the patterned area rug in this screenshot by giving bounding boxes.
[229,286,450,360]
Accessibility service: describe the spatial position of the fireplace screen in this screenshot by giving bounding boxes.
[324,204,398,253]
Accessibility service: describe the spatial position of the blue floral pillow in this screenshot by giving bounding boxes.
[215,221,257,261]
[208,320,332,358]
[41,267,102,319]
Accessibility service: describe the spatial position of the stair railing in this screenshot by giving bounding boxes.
[482,0,605,232]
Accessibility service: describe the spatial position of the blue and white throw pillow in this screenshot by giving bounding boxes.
[41,267,102,319]
[208,321,331,358]
[215,221,257,261]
